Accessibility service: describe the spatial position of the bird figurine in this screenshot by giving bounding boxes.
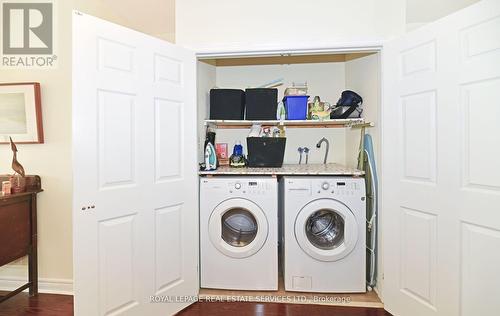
[10,137,25,177]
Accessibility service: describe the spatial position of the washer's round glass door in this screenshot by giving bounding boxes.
[295,199,358,262]
[209,198,268,258]
[221,208,258,247]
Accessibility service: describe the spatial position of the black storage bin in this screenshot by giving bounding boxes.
[246,137,286,167]
[210,89,245,120]
[245,88,278,120]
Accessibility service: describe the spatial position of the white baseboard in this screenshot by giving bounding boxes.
[0,265,73,295]
[0,276,73,295]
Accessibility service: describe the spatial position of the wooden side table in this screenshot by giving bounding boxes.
[0,175,42,303]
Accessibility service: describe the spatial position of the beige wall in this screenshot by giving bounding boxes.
[344,53,382,293]
[177,0,482,48]
[0,0,74,290]
[345,53,380,168]
[176,0,406,50]
[214,62,348,165]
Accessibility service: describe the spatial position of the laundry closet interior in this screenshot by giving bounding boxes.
[196,49,382,307]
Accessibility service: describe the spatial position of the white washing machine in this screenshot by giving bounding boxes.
[281,176,366,293]
[200,177,278,290]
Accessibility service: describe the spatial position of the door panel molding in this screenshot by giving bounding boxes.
[73,11,198,316]
[382,1,500,315]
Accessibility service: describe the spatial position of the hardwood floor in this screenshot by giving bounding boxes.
[0,292,73,316]
[0,293,392,316]
[199,284,383,308]
[177,302,392,316]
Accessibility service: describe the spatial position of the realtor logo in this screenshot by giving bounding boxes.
[1,0,57,68]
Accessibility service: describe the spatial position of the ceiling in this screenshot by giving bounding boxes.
[406,0,479,23]
[98,0,175,41]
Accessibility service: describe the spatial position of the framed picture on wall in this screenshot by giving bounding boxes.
[0,83,44,144]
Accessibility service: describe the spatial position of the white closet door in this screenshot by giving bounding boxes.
[72,12,198,316]
[382,1,500,315]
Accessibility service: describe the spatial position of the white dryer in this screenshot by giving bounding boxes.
[200,177,278,290]
[281,176,366,293]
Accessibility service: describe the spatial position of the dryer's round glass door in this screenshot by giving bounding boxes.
[221,208,258,247]
[305,209,345,250]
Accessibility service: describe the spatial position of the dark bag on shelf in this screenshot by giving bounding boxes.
[330,90,363,119]
[210,89,245,120]
[245,88,278,120]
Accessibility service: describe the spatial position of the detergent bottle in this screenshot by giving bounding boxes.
[229,141,246,167]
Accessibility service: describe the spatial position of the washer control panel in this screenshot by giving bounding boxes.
[201,179,274,195]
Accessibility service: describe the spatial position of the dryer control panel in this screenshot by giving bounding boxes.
[316,180,361,196]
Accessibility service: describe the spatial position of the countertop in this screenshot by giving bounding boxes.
[198,163,364,176]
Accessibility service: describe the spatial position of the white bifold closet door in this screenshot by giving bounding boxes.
[72,12,198,316]
[382,0,500,315]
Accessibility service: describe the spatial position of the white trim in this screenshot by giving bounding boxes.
[195,42,386,297]
[0,276,73,295]
[195,40,384,58]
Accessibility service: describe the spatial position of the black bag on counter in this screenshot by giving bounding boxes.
[246,137,286,168]
[330,90,363,119]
